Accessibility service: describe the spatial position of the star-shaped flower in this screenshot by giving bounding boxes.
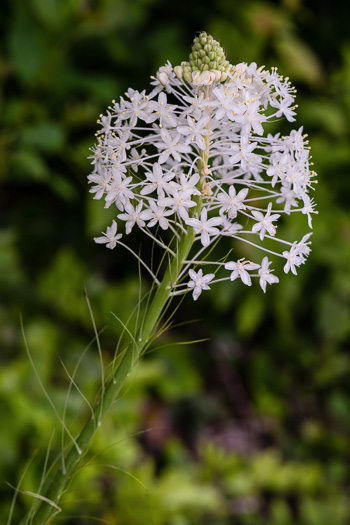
[186,208,222,247]
[94,220,122,249]
[251,203,281,240]
[187,269,215,301]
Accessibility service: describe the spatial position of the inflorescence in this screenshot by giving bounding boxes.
[89,32,317,300]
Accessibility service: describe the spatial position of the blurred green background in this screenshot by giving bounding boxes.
[1,0,350,523]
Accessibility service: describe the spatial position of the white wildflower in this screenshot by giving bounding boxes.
[155,129,192,164]
[89,32,317,300]
[258,257,279,292]
[187,269,215,301]
[159,187,197,221]
[251,203,281,240]
[140,163,175,198]
[225,258,260,286]
[218,186,248,219]
[142,200,173,230]
[94,220,122,249]
[118,202,149,234]
[186,208,222,247]
[177,115,212,150]
[146,92,178,128]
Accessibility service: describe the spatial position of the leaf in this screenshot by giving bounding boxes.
[30,0,65,31]
[276,35,323,85]
[8,8,48,84]
[20,122,66,153]
[11,149,48,181]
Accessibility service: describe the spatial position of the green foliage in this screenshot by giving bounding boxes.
[1,0,350,523]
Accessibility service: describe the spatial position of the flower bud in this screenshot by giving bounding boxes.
[177,32,232,86]
[157,72,169,86]
[183,71,192,83]
[159,65,172,77]
[174,65,183,79]
[214,70,222,82]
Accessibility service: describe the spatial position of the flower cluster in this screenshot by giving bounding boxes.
[89,32,317,300]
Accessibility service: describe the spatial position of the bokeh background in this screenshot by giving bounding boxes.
[1,0,350,523]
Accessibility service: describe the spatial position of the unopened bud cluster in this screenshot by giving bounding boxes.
[175,32,233,85]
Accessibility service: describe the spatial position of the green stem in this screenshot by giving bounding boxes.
[26,226,197,525]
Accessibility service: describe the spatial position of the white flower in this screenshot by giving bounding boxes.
[140,163,175,197]
[183,93,209,119]
[276,185,298,214]
[270,96,296,122]
[118,202,149,234]
[94,220,122,249]
[159,188,197,221]
[284,127,306,152]
[228,136,261,172]
[235,98,266,135]
[186,208,223,247]
[187,269,215,300]
[104,170,134,210]
[89,32,317,299]
[297,233,313,257]
[211,85,240,121]
[283,232,312,275]
[221,216,243,235]
[142,200,173,230]
[225,258,260,286]
[218,186,248,219]
[251,203,281,240]
[107,130,131,162]
[177,115,212,150]
[130,148,146,172]
[258,257,279,292]
[98,113,112,133]
[155,129,192,164]
[169,173,201,196]
[283,244,305,275]
[146,92,178,128]
[118,89,150,126]
[302,194,317,228]
[266,153,291,187]
[88,166,111,200]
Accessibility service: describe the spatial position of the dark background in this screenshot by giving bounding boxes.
[1,0,350,523]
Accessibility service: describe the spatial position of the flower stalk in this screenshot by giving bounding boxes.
[26,220,198,525]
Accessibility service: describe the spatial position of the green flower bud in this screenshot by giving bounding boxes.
[174,32,233,85]
[183,71,192,83]
[190,33,230,73]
